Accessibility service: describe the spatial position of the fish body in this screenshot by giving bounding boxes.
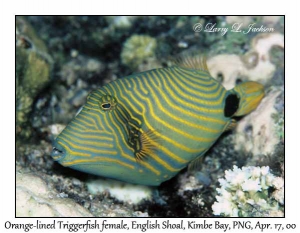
[51,58,264,186]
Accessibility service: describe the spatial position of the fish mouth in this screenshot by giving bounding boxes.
[51,141,66,161]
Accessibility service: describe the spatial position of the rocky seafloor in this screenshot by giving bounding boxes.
[16,16,284,217]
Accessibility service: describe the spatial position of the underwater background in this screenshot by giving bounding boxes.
[16,16,284,217]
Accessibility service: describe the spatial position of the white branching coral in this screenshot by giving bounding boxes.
[212,165,284,217]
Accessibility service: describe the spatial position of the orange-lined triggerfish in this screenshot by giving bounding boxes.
[51,56,264,186]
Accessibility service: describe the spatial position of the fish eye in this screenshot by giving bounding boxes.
[99,94,117,111]
[101,103,111,110]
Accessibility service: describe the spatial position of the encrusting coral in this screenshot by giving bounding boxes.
[16,17,52,140]
[207,33,284,90]
[233,89,282,158]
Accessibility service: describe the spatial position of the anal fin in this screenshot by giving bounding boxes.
[224,119,237,132]
[188,155,205,172]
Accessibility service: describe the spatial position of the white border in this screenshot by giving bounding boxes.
[1,0,299,232]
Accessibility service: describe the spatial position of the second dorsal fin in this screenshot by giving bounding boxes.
[174,54,210,73]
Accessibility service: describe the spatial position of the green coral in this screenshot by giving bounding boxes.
[271,90,284,142]
[272,112,284,141]
[16,17,52,140]
[121,34,157,69]
[270,45,284,69]
[208,27,249,56]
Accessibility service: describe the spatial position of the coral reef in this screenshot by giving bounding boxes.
[207,33,284,89]
[16,162,149,217]
[16,169,93,217]
[226,16,281,28]
[87,179,153,205]
[233,89,282,159]
[212,165,284,217]
[105,16,137,30]
[121,34,159,71]
[16,17,52,140]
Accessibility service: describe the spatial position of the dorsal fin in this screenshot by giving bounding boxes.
[174,54,210,74]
